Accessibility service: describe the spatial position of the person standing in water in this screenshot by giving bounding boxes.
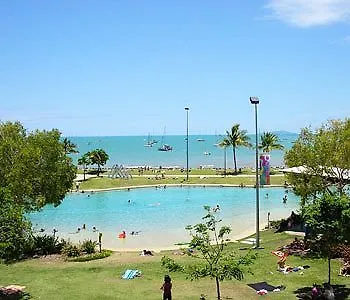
[213,204,220,212]
[283,194,288,205]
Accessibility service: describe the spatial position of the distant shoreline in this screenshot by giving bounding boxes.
[68,134,295,169]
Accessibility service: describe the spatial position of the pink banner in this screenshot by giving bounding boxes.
[260,154,270,185]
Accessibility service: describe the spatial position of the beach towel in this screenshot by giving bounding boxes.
[248,282,278,292]
[122,269,141,280]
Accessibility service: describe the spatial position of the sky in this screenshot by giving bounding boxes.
[1,0,349,136]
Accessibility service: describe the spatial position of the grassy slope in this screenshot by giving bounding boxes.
[1,230,348,299]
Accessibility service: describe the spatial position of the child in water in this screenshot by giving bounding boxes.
[160,275,172,300]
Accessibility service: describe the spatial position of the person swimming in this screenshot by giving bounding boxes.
[130,231,141,235]
[283,195,288,204]
[118,231,126,238]
[213,204,220,212]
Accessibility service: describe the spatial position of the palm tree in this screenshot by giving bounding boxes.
[78,153,91,181]
[259,132,284,153]
[225,124,252,173]
[62,138,78,154]
[88,149,109,177]
[219,138,230,176]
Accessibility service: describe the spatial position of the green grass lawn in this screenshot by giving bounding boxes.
[79,175,286,190]
[77,167,284,177]
[1,230,349,299]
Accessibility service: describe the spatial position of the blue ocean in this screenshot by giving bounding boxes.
[68,132,298,169]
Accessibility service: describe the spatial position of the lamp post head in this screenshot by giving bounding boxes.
[185,107,189,111]
[249,97,260,104]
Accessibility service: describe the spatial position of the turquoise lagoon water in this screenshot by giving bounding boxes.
[30,186,299,250]
[68,133,298,169]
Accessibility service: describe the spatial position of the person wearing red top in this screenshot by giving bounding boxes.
[160,275,172,300]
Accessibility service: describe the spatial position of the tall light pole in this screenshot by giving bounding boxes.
[185,107,189,181]
[250,96,260,248]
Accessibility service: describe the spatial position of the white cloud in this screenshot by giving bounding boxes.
[265,0,350,27]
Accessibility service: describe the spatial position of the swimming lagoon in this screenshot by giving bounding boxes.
[29,186,299,250]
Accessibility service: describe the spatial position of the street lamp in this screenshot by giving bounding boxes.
[250,96,260,248]
[185,107,189,181]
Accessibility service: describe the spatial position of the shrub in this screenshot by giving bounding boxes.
[68,250,112,262]
[0,192,33,262]
[31,234,66,256]
[269,219,283,229]
[81,239,97,254]
[62,243,81,257]
[161,256,184,272]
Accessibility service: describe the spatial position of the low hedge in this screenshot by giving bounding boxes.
[67,250,112,262]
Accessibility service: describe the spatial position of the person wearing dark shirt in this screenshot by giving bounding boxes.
[160,275,172,300]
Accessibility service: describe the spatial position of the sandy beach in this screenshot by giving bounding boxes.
[53,201,296,252]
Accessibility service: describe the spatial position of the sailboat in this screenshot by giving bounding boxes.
[158,144,173,151]
[144,133,158,147]
[213,131,222,147]
[158,128,173,151]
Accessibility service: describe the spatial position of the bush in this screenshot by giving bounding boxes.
[31,234,66,256]
[0,192,33,262]
[161,256,185,272]
[81,239,97,254]
[269,219,283,229]
[67,250,112,262]
[62,243,81,257]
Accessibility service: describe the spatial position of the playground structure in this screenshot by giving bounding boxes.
[108,164,132,179]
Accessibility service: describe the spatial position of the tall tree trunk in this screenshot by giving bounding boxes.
[97,164,101,177]
[215,276,221,300]
[328,255,331,285]
[233,147,237,173]
[224,148,227,177]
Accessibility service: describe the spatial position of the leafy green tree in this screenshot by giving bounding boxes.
[219,138,230,176]
[259,132,284,153]
[88,149,109,177]
[0,121,76,211]
[62,137,78,154]
[162,206,255,300]
[284,119,350,204]
[78,153,91,181]
[225,124,251,173]
[302,194,350,284]
[0,189,33,262]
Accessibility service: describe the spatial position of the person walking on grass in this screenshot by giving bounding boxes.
[160,275,172,300]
